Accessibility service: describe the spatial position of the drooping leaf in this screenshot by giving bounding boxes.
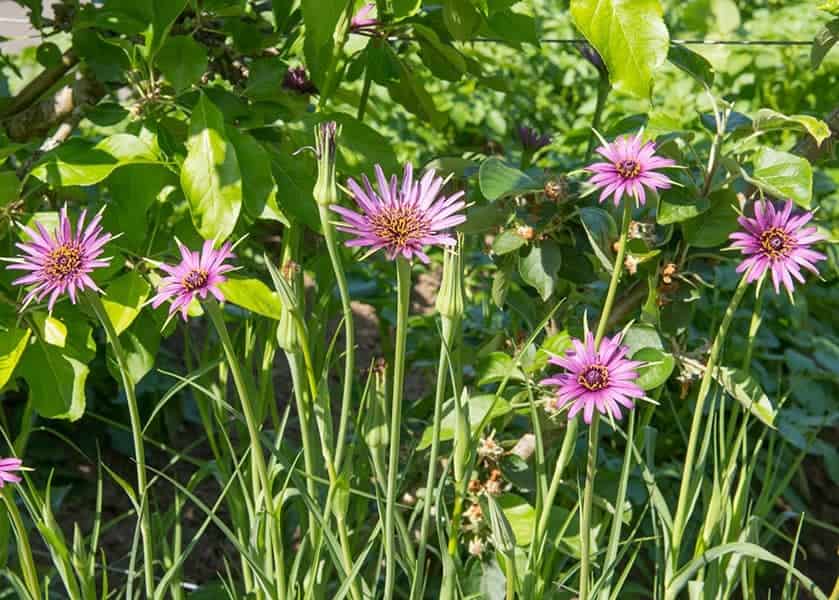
[108,164,178,248]
[492,230,527,255]
[667,43,714,87]
[218,278,283,320]
[622,323,664,354]
[811,18,839,68]
[0,327,30,389]
[301,0,345,85]
[657,185,709,225]
[518,242,562,301]
[714,366,776,428]
[478,353,526,386]
[19,332,90,421]
[632,347,675,390]
[751,147,813,208]
[227,130,287,224]
[101,272,151,335]
[443,0,483,41]
[181,94,243,241]
[752,109,831,147]
[157,36,208,92]
[414,24,467,81]
[497,493,536,546]
[682,188,738,247]
[570,0,670,98]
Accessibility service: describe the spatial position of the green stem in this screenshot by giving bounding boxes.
[357,65,373,122]
[410,315,457,600]
[535,417,579,546]
[667,274,750,583]
[317,203,356,474]
[384,258,411,600]
[586,76,611,161]
[287,350,320,544]
[87,291,155,598]
[581,201,631,600]
[205,301,285,599]
[741,279,764,374]
[3,491,40,600]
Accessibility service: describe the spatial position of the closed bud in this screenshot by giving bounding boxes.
[544,176,568,201]
[314,121,339,206]
[436,234,465,320]
[516,225,534,241]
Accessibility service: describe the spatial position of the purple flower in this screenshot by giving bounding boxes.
[6,205,112,312]
[0,457,23,488]
[517,126,552,152]
[586,132,676,207]
[350,2,378,32]
[331,163,467,263]
[541,332,644,424]
[283,66,318,95]
[150,240,235,320]
[729,199,826,295]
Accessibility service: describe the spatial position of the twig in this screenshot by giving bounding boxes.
[0,49,77,118]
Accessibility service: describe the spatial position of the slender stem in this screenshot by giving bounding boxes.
[357,65,373,121]
[410,315,457,600]
[87,292,155,598]
[581,201,631,600]
[585,76,611,160]
[384,258,411,600]
[595,202,632,346]
[668,275,750,582]
[741,279,764,374]
[205,301,285,598]
[535,417,579,545]
[287,350,320,544]
[317,203,356,474]
[3,491,40,600]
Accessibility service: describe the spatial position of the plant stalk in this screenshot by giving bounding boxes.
[87,291,155,598]
[3,490,40,600]
[586,76,611,161]
[384,258,411,600]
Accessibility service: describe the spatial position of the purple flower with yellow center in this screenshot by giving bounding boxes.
[541,332,644,424]
[729,199,826,295]
[586,132,676,207]
[283,66,318,95]
[6,205,112,312]
[150,240,235,320]
[350,2,378,32]
[331,163,467,263]
[0,457,23,488]
[517,125,551,152]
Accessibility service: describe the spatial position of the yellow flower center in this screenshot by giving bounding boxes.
[615,159,641,179]
[182,268,209,291]
[45,244,83,280]
[370,205,427,249]
[578,364,610,391]
[759,227,792,259]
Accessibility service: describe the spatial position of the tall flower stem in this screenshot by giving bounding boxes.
[535,416,579,545]
[667,274,750,585]
[86,291,155,598]
[384,257,411,600]
[741,278,765,374]
[580,201,632,600]
[205,301,285,598]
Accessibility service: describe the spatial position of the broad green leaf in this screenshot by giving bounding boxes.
[632,347,675,390]
[462,204,507,234]
[181,94,243,241]
[102,272,151,335]
[579,206,617,272]
[479,158,540,200]
[667,43,714,87]
[218,278,283,319]
[414,24,467,81]
[227,130,287,224]
[108,164,178,248]
[657,185,709,225]
[486,8,539,45]
[492,230,527,255]
[269,145,321,232]
[0,171,19,207]
[157,36,208,92]
[753,109,831,147]
[443,0,483,41]
[417,393,512,449]
[751,147,813,208]
[682,188,738,247]
[393,0,421,17]
[302,113,399,176]
[623,324,664,354]
[0,327,30,388]
[108,312,160,385]
[819,0,839,14]
[301,0,345,85]
[387,56,447,129]
[145,0,188,60]
[714,366,776,427]
[518,242,562,301]
[811,18,839,68]
[497,494,536,546]
[570,0,670,99]
[31,134,157,187]
[478,352,526,385]
[19,336,88,421]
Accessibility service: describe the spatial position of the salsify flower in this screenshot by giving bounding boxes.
[517,125,551,152]
[729,199,826,295]
[6,205,112,311]
[283,66,318,95]
[541,332,644,424]
[586,131,676,207]
[350,2,378,32]
[0,457,24,488]
[331,163,467,263]
[150,240,235,320]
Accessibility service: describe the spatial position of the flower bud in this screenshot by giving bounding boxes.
[314,121,339,206]
[435,234,465,320]
[516,225,534,241]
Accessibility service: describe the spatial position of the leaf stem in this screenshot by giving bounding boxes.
[86,291,155,598]
[667,274,750,584]
[384,258,411,600]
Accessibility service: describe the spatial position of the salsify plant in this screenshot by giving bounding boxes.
[0,3,837,600]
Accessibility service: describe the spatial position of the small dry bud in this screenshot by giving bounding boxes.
[624,255,638,275]
[477,432,504,463]
[464,502,483,523]
[510,434,536,461]
[468,479,483,494]
[468,537,484,557]
[544,176,568,201]
[517,225,535,241]
[662,262,677,285]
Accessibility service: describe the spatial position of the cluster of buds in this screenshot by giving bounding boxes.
[516,225,535,241]
[476,431,505,463]
[544,176,569,202]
